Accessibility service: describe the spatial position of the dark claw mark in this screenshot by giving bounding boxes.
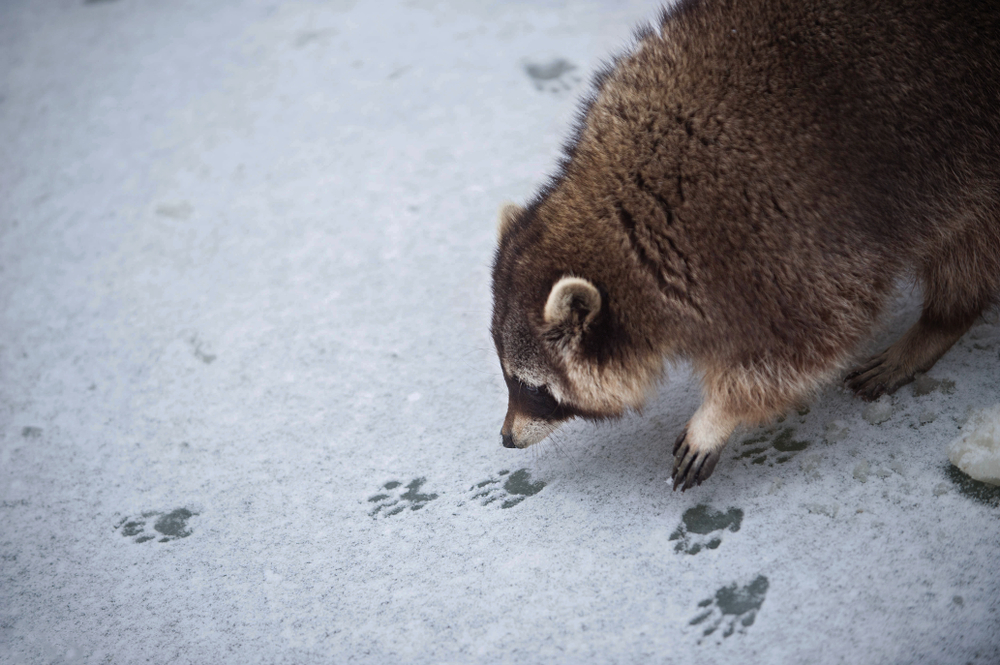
[845,349,914,401]
[672,441,690,482]
[866,385,887,401]
[683,457,703,491]
[845,356,884,382]
[700,450,720,480]
[673,438,722,491]
[676,449,696,484]
[673,428,687,455]
[673,447,701,492]
[848,369,891,401]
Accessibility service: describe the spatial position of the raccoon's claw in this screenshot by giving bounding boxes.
[671,431,721,492]
[672,428,687,455]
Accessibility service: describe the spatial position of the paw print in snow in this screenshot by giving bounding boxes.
[188,335,216,364]
[736,427,809,466]
[690,575,769,641]
[524,58,582,93]
[469,469,545,509]
[670,504,743,554]
[368,478,439,517]
[115,508,198,543]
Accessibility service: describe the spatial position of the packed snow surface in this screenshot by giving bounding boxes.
[1,1,999,663]
[950,405,1000,486]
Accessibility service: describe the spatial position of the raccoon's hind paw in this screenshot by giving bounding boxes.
[846,316,972,401]
[844,351,911,402]
[672,429,721,492]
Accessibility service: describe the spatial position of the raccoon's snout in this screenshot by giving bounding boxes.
[501,416,561,449]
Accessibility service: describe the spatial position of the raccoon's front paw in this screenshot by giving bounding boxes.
[672,428,722,492]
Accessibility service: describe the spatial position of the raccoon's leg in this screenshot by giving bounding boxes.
[673,360,827,490]
[846,228,999,400]
[844,314,976,400]
[671,396,740,491]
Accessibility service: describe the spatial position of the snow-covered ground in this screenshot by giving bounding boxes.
[2,0,999,663]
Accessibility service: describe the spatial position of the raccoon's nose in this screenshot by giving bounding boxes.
[501,432,516,449]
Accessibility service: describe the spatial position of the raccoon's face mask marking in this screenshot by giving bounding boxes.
[497,276,605,449]
[500,378,570,448]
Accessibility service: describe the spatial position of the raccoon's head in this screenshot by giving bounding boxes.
[490,201,663,449]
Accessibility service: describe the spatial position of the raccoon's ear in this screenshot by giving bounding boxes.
[544,276,601,328]
[496,202,523,239]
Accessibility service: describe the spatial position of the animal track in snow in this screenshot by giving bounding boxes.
[188,335,216,364]
[911,374,956,397]
[368,478,439,517]
[736,427,810,466]
[670,504,743,554]
[690,575,769,641]
[115,508,198,543]
[523,58,582,93]
[468,469,545,509]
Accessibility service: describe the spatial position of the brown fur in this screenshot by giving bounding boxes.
[491,0,1000,488]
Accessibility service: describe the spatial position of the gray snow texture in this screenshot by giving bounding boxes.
[1,0,999,663]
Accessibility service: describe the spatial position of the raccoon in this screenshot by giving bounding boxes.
[490,0,1000,490]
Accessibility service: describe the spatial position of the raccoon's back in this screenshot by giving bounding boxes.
[575,0,1000,248]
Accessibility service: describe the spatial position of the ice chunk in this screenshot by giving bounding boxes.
[863,395,894,425]
[948,404,1000,486]
[824,420,849,443]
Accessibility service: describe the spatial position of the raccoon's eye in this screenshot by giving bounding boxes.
[517,381,563,420]
[516,380,552,404]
